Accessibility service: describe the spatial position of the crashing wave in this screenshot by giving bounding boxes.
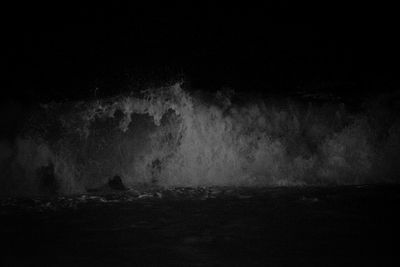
[1,82,399,195]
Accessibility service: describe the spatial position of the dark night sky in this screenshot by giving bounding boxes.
[3,3,400,103]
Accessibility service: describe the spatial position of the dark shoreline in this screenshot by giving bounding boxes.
[1,184,399,266]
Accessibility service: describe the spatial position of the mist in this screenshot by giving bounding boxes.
[1,82,400,196]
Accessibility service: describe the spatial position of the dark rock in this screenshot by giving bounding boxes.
[108,175,127,191]
[150,159,162,184]
[36,163,58,195]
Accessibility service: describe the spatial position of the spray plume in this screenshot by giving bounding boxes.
[1,82,399,195]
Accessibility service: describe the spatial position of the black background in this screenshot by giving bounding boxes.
[2,3,399,103]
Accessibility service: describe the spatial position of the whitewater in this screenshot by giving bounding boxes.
[1,82,399,195]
